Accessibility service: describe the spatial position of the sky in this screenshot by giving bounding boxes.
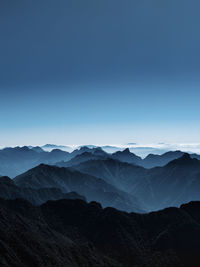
[0,0,200,147]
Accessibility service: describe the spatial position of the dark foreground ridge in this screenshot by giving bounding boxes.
[0,198,200,267]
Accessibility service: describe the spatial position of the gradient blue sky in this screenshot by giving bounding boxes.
[0,0,200,146]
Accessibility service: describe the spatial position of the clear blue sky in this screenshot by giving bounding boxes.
[0,0,200,146]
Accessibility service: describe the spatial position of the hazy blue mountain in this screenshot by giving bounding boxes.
[42,144,72,151]
[135,154,200,210]
[2,145,200,178]
[70,146,107,158]
[142,150,186,168]
[29,146,44,153]
[112,148,142,165]
[0,146,71,177]
[0,146,133,177]
[57,151,109,167]
[78,145,124,153]
[73,154,200,211]
[73,158,146,193]
[102,145,124,153]
[14,164,143,213]
[0,146,41,177]
[38,149,71,164]
[138,154,200,210]
[0,176,85,205]
[129,146,168,158]
[142,150,200,168]
[1,197,200,267]
[78,145,98,149]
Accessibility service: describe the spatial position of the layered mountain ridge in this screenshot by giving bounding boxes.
[1,145,200,177]
[14,164,143,213]
[0,145,200,266]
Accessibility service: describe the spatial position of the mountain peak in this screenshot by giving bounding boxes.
[167,153,199,166]
[122,148,131,154]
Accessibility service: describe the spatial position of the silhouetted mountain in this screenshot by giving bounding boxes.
[112,148,142,165]
[0,176,85,205]
[14,164,143,213]
[0,198,118,267]
[0,198,200,266]
[166,152,200,166]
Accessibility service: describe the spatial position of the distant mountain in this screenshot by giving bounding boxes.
[0,197,200,266]
[70,146,107,158]
[73,158,146,193]
[0,176,85,205]
[142,150,200,168]
[58,148,192,169]
[77,145,123,153]
[73,154,200,211]
[42,144,72,151]
[56,147,110,168]
[112,148,142,165]
[2,145,200,178]
[132,154,200,210]
[38,149,71,164]
[78,145,98,149]
[30,146,44,153]
[101,145,124,153]
[0,146,71,177]
[57,151,109,167]
[14,164,143,213]
[142,150,186,168]
[129,146,168,158]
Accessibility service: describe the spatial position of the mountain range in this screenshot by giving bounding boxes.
[1,145,200,212]
[0,197,200,266]
[1,145,200,178]
[72,153,200,211]
[13,164,143,213]
[1,144,200,265]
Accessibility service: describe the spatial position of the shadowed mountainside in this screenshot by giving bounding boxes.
[0,198,200,266]
[14,164,143,213]
[0,176,85,205]
[73,154,200,211]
